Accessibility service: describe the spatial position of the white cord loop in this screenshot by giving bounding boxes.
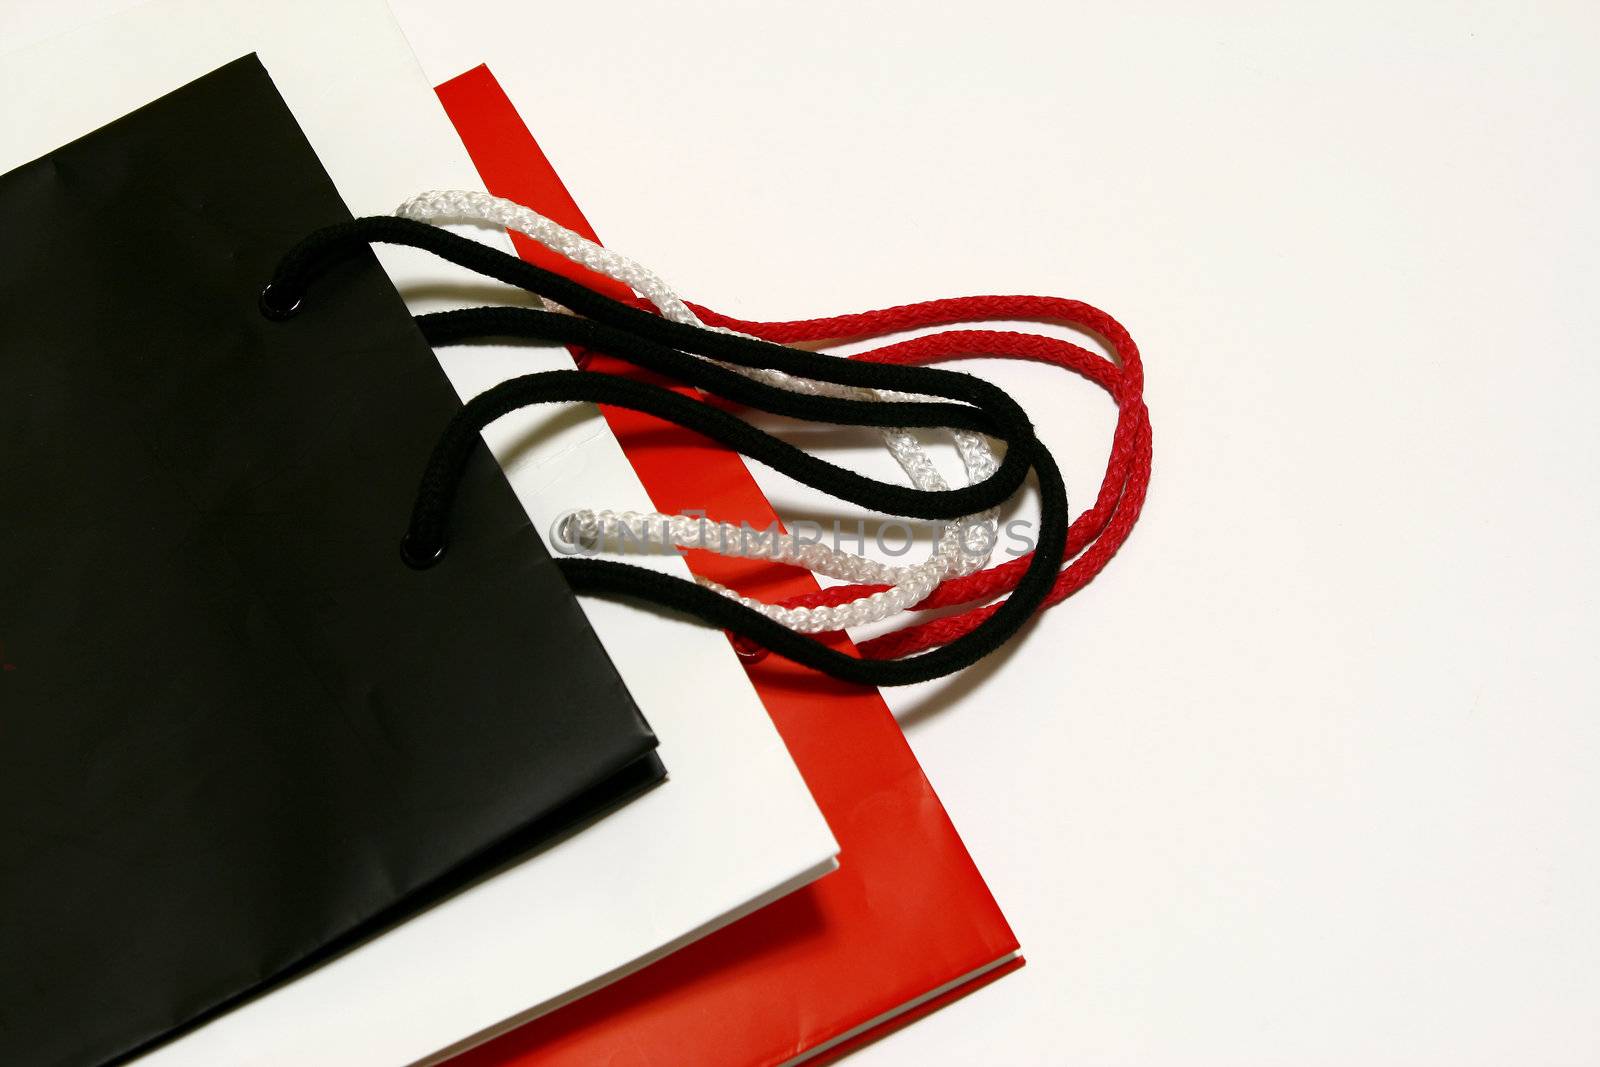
[397,190,998,631]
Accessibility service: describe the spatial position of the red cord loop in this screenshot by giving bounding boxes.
[683,294,1150,660]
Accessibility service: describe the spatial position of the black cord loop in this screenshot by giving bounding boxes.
[262,218,1068,686]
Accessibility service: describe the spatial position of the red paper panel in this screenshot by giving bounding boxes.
[436,66,1020,1066]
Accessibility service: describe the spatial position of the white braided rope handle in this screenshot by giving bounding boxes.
[395,190,998,632]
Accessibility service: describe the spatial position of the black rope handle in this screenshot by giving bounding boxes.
[402,367,1029,568]
[261,219,1069,686]
[408,304,1039,527]
[263,217,1034,425]
[418,307,1004,435]
[265,220,1046,555]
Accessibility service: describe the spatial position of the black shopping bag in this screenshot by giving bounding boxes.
[0,55,663,1067]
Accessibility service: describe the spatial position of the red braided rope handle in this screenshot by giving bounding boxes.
[683,295,1151,661]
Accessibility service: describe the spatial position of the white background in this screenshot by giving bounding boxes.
[8,0,1599,1063]
[383,2,1600,1063]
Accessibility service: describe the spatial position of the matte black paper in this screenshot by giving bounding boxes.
[0,56,662,1067]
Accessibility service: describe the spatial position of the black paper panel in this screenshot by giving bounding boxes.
[0,55,662,1067]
